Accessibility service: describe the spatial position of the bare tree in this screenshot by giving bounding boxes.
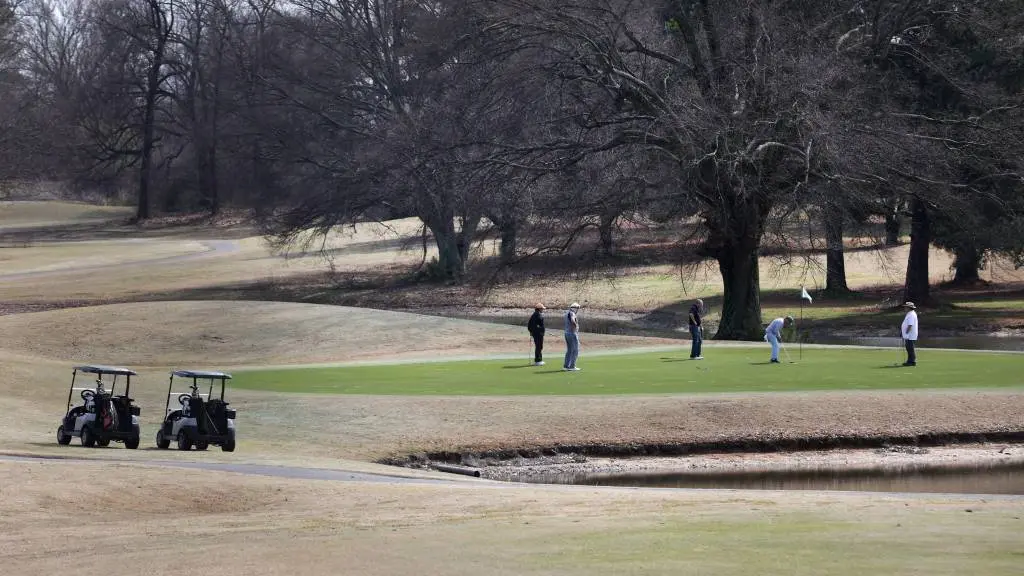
[250,0,514,281]
[486,0,849,338]
[0,0,23,185]
[835,0,1024,304]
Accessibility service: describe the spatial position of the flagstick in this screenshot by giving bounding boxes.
[799,298,803,360]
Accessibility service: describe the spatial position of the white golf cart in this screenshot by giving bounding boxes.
[155,370,236,452]
[56,365,141,449]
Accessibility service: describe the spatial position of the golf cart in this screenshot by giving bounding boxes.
[156,370,236,452]
[57,365,141,449]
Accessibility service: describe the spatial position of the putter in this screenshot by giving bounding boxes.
[780,341,795,364]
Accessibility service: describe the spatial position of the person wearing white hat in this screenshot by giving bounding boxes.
[901,302,918,366]
[563,302,581,371]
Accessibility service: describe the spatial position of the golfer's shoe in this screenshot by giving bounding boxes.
[770,359,780,364]
[571,367,581,371]
[902,362,916,367]
[534,361,545,366]
[690,356,704,360]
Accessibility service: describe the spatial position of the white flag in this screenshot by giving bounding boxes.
[800,286,813,303]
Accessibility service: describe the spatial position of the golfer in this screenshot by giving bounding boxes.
[688,299,704,359]
[764,316,794,364]
[901,302,918,366]
[527,303,546,366]
[563,302,581,371]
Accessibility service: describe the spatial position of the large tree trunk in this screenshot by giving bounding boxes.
[951,244,982,285]
[137,77,160,220]
[206,145,219,214]
[903,197,930,304]
[598,212,616,256]
[824,203,850,294]
[194,145,218,213]
[498,220,517,265]
[714,238,764,340]
[426,216,464,281]
[885,203,901,245]
[457,214,480,268]
[135,4,169,221]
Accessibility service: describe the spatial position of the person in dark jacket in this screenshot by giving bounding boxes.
[688,299,704,360]
[527,303,546,366]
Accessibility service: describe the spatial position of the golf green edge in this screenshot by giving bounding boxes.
[230,347,1024,396]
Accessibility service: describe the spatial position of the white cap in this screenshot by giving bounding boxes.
[569,302,580,309]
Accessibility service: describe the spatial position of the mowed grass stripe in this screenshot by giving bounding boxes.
[231,348,1024,395]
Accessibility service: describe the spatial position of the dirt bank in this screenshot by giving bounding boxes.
[458,443,1024,483]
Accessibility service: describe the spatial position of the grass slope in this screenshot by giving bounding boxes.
[233,347,1024,395]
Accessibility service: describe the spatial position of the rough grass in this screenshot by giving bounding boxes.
[0,238,208,274]
[231,347,1024,395]
[0,301,679,365]
[4,460,1021,576]
[2,202,1023,576]
[0,200,131,229]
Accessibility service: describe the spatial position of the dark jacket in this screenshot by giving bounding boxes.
[688,303,702,327]
[528,310,545,335]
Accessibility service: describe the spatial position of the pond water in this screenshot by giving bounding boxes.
[516,462,1024,495]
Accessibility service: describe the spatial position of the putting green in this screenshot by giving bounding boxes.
[232,347,1024,395]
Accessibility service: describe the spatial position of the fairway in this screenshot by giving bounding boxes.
[232,347,1024,395]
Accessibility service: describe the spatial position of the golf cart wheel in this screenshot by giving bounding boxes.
[177,432,192,451]
[195,441,209,451]
[97,438,111,447]
[56,426,72,445]
[81,426,95,448]
[222,433,235,453]
[125,436,139,450]
[155,430,170,449]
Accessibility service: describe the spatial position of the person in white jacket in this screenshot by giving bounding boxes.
[764,316,794,364]
[901,302,919,366]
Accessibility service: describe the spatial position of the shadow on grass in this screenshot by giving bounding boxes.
[24,442,69,449]
[501,365,535,370]
[23,441,122,450]
[639,282,1024,337]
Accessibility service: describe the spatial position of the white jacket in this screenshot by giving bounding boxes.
[901,310,918,341]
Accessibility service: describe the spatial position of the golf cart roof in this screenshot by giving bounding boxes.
[171,370,232,380]
[74,365,137,376]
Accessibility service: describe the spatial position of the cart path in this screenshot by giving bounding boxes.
[0,239,240,281]
[0,453,456,485]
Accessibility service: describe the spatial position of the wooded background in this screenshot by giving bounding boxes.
[1,0,1021,338]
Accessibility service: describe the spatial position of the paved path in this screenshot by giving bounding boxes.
[0,452,455,485]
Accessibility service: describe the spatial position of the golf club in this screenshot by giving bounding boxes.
[780,340,795,364]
